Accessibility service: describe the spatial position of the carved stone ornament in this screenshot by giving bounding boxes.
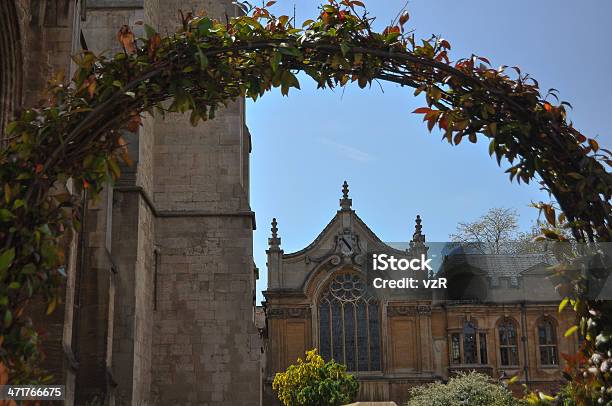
[334,229,361,257]
[387,305,431,316]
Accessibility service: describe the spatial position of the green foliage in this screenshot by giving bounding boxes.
[406,372,522,406]
[0,0,609,397]
[272,349,358,406]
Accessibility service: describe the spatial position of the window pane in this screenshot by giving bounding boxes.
[319,302,331,361]
[499,324,507,346]
[509,347,519,365]
[369,302,380,371]
[357,301,368,371]
[500,348,509,366]
[344,303,356,371]
[451,333,461,364]
[332,300,343,363]
[464,333,476,364]
[479,333,488,364]
[507,322,517,345]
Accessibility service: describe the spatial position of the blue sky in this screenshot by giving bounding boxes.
[246,0,612,304]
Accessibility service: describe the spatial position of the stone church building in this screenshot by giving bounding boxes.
[1,1,577,405]
[261,183,578,405]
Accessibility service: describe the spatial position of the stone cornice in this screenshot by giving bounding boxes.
[114,185,256,230]
[266,307,311,319]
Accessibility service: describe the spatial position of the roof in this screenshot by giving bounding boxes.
[442,253,554,279]
[282,209,402,259]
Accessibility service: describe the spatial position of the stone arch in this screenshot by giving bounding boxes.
[0,0,22,136]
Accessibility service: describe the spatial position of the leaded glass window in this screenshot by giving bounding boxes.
[499,318,519,366]
[318,273,380,371]
[538,319,558,366]
[450,321,488,365]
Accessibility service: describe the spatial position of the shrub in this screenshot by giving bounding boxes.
[406,372,522,406]
[272,349,359,406]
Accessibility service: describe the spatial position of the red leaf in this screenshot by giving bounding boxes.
[35,163,43,174]
[399,11,409,26]
[413,107,431,114]
[588,139,599,152]
[543,102,552,112]
[440,39,451,50]
[266,1,276,6]
[427,117,436,132]
[117,25,136,54]
[83,180,90,189]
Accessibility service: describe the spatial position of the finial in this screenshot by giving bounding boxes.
[340,180,352,210]
[415,215,422,233]
[268,218,281,248]
[271,218,278,238]
[412,215,425,244]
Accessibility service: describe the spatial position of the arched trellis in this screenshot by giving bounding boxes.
[0,0,609,399]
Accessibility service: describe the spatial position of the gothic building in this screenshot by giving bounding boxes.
[2,1,260,405]
[262,182,578,405]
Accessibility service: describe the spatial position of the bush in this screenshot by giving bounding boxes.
[406,372,522,406]
[272,349,359,406]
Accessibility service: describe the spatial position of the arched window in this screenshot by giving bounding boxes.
[318,273,380,371]
[538,319,558,366]
[498,318,519,366]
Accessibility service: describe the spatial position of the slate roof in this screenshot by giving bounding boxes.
[442,253,554,279]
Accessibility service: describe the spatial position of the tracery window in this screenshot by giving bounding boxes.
[538,319,558,366]
[318,273,380,371]
[498,318,519,366]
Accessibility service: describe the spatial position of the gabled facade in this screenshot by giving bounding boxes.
[262,182,578,405]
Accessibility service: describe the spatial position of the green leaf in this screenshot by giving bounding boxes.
[8,281,20,289]
[270,51,282,72]
[197,17,213,34]
[46,297,58,315]
[488,140,496,156]
[4,310,12,327]
[0,248,15,272]
[144,23,157,39]
[22,263,36,275]
[340,42,350,57]
[564,325,578,337]
[0,209,15,221]
[197,47,209,70]
[108,158,121,180]
[5,121,17,134]
[558,297,569,312]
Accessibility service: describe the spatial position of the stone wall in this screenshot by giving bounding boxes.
[144,1,260,403]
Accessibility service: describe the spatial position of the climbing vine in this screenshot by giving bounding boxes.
[0,0,610,402]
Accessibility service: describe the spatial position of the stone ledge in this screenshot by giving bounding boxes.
[88,0,143,9]
[344,403,398,406]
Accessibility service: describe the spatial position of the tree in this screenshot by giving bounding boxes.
[0,0,609,400]
[450,207,520,254]
[406,372,522,406]
[272,349,358,406]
